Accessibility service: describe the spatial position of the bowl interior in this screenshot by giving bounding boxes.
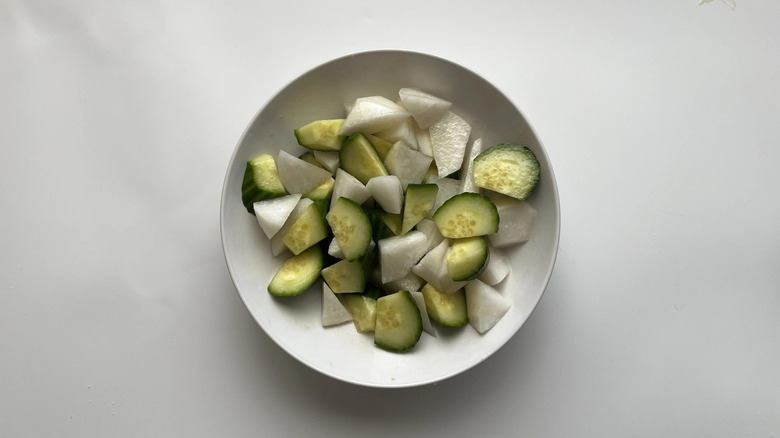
[221,50,560,387]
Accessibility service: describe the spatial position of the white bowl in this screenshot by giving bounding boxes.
[220,50,560,388]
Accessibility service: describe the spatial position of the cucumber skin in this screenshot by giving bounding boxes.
[374,290,423,353]
[473,144,540,201]
[241,159,286,213]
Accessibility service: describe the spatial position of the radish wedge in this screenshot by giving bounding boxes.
[366,175,404,214]
[276,150,333,195]
[253,194,302,239]
[340,96,411,135]
[398,88,452,129]
[322,283,353,326]
[378,231,428,284]
[429,111,471,179]
[384,142,433,190]
[465,279,511,333]
[331,168,370,207]
[488,194,537,248]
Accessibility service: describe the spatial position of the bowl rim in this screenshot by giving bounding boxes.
[219,49,561,388]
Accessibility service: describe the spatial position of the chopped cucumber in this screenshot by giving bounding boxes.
[366,133,395,161]
[326,197,372,261]
[401,184,439,235]
[305,177,335,201]
[294,119,346,151]
[421,283,468,327]
[339,133,389,185]
[282,202,329,255]
[432,192,499,238]
[242,154,287,213]
[321,258,366,293]
[343,293,378,333]
[446,236,489,281]
[473,144,540,200]
[298,151,325,169]
[267,245,323,296]
[374,291,423,352]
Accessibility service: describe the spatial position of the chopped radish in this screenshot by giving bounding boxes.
[398,88,453,128]
[487,194,537,248]
[366,175,404,214]
[375,117,419,151]
[253,194,302,239]
[478,245,511,285]
[276,150,332,195]
[414,218,445,252]
[383,272,424,295]
[429,111,471,178]
[384,142,433,190]
[410,290,437,337]
[465,279,511,333]
[414,124,433,158]
[331,168,370,207]
[412,239,467,294]
[459,138,484,193]
[378,231,429,283]
[340,96,410,135]
[313,150,340,173]
[322,283,353,326]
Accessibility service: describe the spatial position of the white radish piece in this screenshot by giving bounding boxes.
[339,96,411,135]
[409,290,437,337]
[312,150,340,173]
[253,194,302,239]
[465,279,511,333]
[412,239,467,294]
[478,245,511,285]
[331,168,370,207]
[459,137,484,193]
[383,272,424,295]
[429,111,471,179]
[414,123,433,158]
[426,177,461,219]
[414,218,445,253]
[366,175,404,214]
[375,117,419,151]
[378,231,429,283]
[276,150,333,195]
[270,197,314,256]
[322,283,353,326]
[398,88,453,129]
[383,142,433,190]
[487,193,537,248]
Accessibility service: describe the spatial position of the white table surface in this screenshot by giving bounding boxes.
[2,1,778,436]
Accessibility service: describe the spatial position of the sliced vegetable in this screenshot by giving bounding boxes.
[365,133,394,161]
[276,150,333,195]
[268,245,323,296]
[478,245,511,285]
[401,183,438,235]
[339,133,389,185]
[322,283,353,326]
[409,290,437,336]
[321,258,367,293]
[326,197,372,261]
[421,283,468,327]
[446,236,489,281]
[487,193,537,248]
[374,291,423,352]
[384,141,433,190]
[253,194,302,239]
[398,88,452,129]
[294,119,346,151]
[241,154,286,213]
[282,202,329,255]
[377,230,429,284]
[465,279,511,333]
[366,175,403,214]
[340,96,411,135]
[429,111,471,179]
[412,239,467,294]
[432,192,498,238]
[343,294,377,333]
[473,144,540,200]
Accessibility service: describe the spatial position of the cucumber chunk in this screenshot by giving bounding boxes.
[294,119,346,151]
[339,133,389,185]
[374,291,423,352]
[282,202,329,255]
[401,184,438,235]
[267,245,323,296]
[473,144,540,200]
[432,192,499,238]
[321,258,367,293]
[241,154,287,213]
[326,197,372,261]
[343,294,378,333]
[366,133,394,161]
[421,283,468,327]
[446,236,489,281]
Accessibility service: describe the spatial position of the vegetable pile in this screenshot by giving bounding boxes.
[241,87,539,353]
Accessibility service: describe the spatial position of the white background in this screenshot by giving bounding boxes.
[2,1,778,436]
